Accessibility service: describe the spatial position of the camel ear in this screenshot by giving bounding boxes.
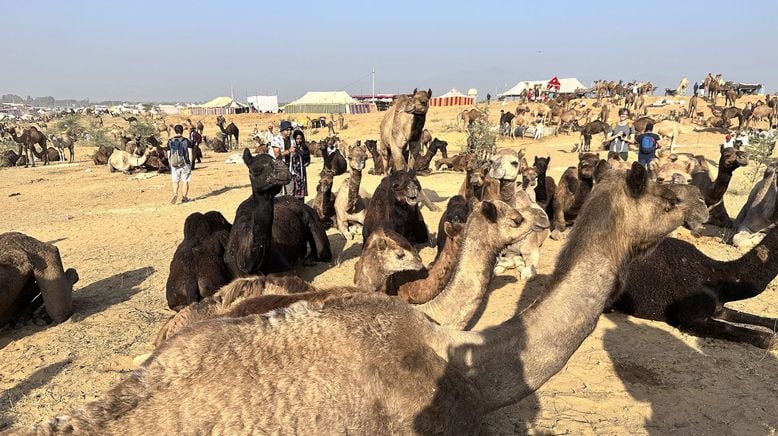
[242,148,252,165]
[627,162,648,197]
[593,160,611,183]
[376,237,387,250]
[480,201,498,223]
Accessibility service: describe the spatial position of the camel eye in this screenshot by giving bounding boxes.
[511,161,519,167]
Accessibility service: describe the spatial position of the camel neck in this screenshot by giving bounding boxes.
[499,180,516,205]
[437,209,628,412]
[417,219,499,329]
[722,227,778,301]
[708,168,733,205]
[347,169,362,212]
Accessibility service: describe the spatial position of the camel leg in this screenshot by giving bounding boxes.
[419,189,440,212]
[681,317,778,350]
[714,307,778,331]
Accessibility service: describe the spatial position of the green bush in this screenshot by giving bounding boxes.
[744,133,777,182]
[465,105,496,166]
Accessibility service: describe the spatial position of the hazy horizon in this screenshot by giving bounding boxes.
[3,0,776,103]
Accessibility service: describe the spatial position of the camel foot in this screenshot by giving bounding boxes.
[520,266,537,280]
[550,229,567,241]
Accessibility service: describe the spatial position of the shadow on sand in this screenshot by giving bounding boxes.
[603,314,778,435]
[0,359,71,428]
[193,184,250,201]
[70,266,155,322]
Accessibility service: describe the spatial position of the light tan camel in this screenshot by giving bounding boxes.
[676,76,689,95]
[378,88,431,174]
[653,120,695,152]
[334,143,372,264]
[10,163,709,435]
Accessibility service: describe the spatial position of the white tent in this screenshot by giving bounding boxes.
[499,78,587,96]
[430,88,475,107]
[284,91,360,114]
[247,95,279,113]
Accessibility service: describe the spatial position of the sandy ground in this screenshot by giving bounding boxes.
[1,96,777,435]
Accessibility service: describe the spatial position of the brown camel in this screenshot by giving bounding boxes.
[92,145,114,165]
[334,143,372,263]
[364,139,384,175]
[435,152,473,172]
[573,120,611,152]
[0,232,79,327]
[378,88,431,174]
[165,211,233,311]
[731,161,778,248]
[608,223,778,350]
[457,162,489,205]
[5,126,48,167]
[482,148,525,204]
[216,115,240,149]
[49,133,76,162]
[11,162,709,435]
[362,170,429,248]
[549,152,600,239]
[353,227,424,293]
[309,169,336,230]
[457,108,485,131]
[690,148,748,227]
[687,95,699,119]
[532,156,556,210]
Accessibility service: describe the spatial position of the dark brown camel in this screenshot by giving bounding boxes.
[5,126,48,167]
[533,156,556,210]
[607,223,778,350]
[223,150,332,276]
[310,169,336,229]
[549,152,600,239]
[216,116,240,149]
[362,170,429,248]
[690,148,749,227]
[364,139,384,175]
[574,121,611,152]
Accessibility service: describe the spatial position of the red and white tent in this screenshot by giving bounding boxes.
[547,77,561,91]
[430,89,475,107]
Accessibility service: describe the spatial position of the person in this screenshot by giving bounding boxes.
[270,120,296,195]
[289,130,311,200]
[721,133,735,152]
[167,124,194,204]
[603,108,635,161]
[528,88,534,102]
[635,123,661,166]
[188,127,202,169]
[486,93,491,105]
[693,81,699,97]
[263,123,275,145]
[534,119,544,140]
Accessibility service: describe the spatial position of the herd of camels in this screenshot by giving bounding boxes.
[2,81,778,433]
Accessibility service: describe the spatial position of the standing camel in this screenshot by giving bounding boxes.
[216,116,240,149]
[4,126,48,167]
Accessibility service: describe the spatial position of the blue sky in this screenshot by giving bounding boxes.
[2,0,776,102]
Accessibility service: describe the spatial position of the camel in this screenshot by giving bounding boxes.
[434,195,469,256]
[309,169,336,230]
[457,108,485,131]
[319,138,347,175]
[436,152,473,172]
[204,134,228,153]
[49,133,75,162]
[549,152,600,239]
[216,115,239,149]
[353,227,424,294]
[5,126,48,167]
[165,211,233,311]
[414,138,447,175]
[458,162,489,206]
[12,162,712,435]
[123,116,138,124]
[107,149,151,173]
[0,232,79,327]
[652,120,695,152]
[364,139,384,175]
[494,185,551,279]
[599,101,611,123]
[690,147,748,227]
[650,153,697,184]
[362,170,429,248]
[378,88,431,174]
[676,76,689,95]
[334,143,372,263]
[92,145,114,165]
[688,95,699,119]
[574,120,611,152]
[155,120,170,138]
[731,162,778,248]
[724,88,738,107]
[223,150,332,276]
[749,104,774,129]
[608,222,778,350]
[532,156,556,210]
[0,149,22,167]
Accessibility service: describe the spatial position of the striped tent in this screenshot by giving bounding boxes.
[429,89,475,107]
[189,97,248,116]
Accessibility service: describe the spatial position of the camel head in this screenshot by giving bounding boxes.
[403,88,432,114]
[361,228,424,276]
[242,148,291,196]
[473,199,550,253]
[521,166,539,190]
[721,148,749,170]
[488,148,525,182]
[533,156,551,174]
[317,169,335,192]
[389,170,422,206]
[347,143,368,171]
[429,138,448,156]
[577,152,600,179]
[466,162,488,190]
[588,162,709,255]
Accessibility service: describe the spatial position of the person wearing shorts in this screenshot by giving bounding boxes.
[167,124,193,204]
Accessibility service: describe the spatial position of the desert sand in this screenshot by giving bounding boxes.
[1,96,777,434]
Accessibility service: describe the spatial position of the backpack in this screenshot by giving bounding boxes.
[168,138,187,168]
[640,134,656,154]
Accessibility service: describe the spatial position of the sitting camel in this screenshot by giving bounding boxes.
[458,162,489,206]
[223,150,332,276]
[92,145,114,165]
[0,232,79,327]
[364,139,384,175]
[549,152,601,239]
[309,169,336,230]
[532,156,556,210]
[414,138,448,175]
[362,170,429,248]
[334,143,372,263]
[731,161,778,248]
[608,223,778,350]
[319,137,348,176]
[14,162,711,435]
[353,228,424,293]
[107,148,152,174]
[165,211,233,311]
[436,152,473,172]
[690,147,748,227]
